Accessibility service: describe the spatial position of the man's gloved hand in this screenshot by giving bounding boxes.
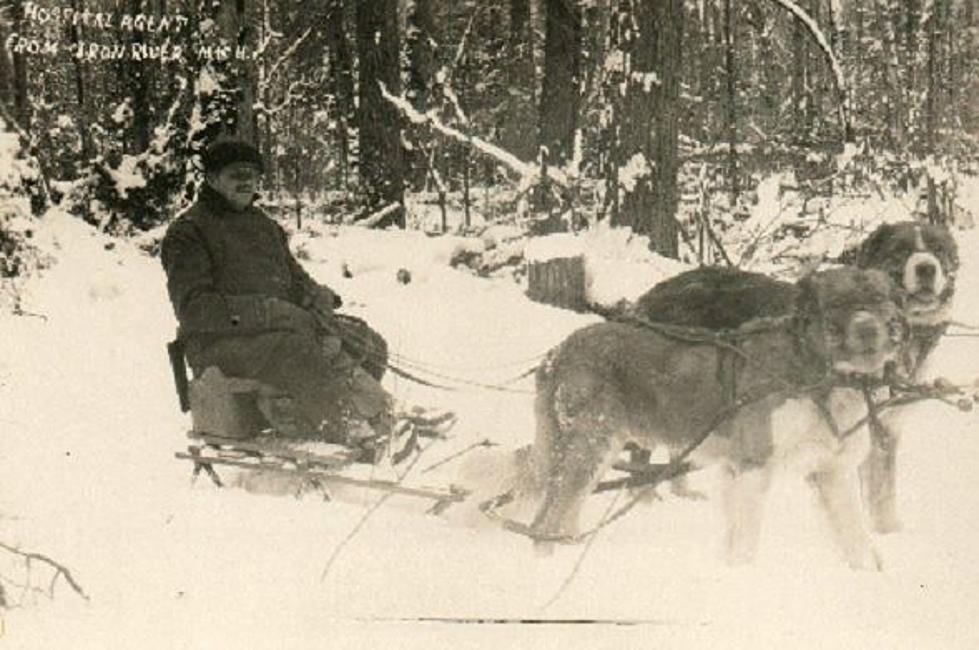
[265,297,319,336]
[305,284,343,316]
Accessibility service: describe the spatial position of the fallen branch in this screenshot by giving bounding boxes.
[358,202,402,228]
[380,83,568,191]
[0,540,89,604]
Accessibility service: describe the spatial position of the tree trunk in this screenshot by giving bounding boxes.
[924,0,942,153]
[610,0,682,259]
[10,0,30,129]
[356,0,405,227]
[326,0,354,190]
[406,0,437,190]
[70,0,89,158]
[724,0,739,202]
[215,0,256,142]
[539,0,582,166]
[502,0,538,162]
[883,2,907,149]
[791,2,808,141]
[0,15,9,118]
[128,0,152,152]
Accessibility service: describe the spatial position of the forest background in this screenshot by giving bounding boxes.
[2,0,977,288]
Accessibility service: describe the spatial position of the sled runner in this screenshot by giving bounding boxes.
[168,338,466,510]
[176,432,468,512]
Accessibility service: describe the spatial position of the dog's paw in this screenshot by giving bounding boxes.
[533,540,557,558]
[870,514,904,535]
[628,485,663,504]
[670,480,707,501]
[853,547,884,572]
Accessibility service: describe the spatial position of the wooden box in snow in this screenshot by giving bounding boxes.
[189,367,304,438]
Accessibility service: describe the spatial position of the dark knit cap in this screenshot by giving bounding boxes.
[202,141,264,174]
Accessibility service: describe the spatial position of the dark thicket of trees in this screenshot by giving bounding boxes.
[1,0,977,255]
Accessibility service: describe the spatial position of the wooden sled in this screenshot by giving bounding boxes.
[167,339,468,512]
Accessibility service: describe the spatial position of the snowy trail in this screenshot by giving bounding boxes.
[1,212,978,648]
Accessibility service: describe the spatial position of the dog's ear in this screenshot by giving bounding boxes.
[793,271,824,320]
[836,245,859,265]
[855,223,898,268]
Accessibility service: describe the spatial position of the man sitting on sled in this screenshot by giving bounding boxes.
[161,140,412,458]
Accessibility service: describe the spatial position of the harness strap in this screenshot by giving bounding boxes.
[861,380,892,449]
[812,389,843,439]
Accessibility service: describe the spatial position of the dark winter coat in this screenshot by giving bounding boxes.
[161,185,390,436]
[161,184,321,340]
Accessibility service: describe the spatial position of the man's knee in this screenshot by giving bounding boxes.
[336,315,389,381]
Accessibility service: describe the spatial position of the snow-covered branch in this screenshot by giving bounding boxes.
[266,25,314,86]
[380,83,568,192]
[766,0,852,141]
[358,202,401,227]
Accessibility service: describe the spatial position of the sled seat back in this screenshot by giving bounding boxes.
[167,339,303,439]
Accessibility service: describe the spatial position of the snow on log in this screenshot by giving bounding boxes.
[359,202,402,228]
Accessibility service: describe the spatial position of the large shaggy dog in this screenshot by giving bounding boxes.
[846,222,959,531]
[530,267,906,569]
[633,221,959,533]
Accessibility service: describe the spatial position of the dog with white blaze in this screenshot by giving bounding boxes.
[847,222,959,532]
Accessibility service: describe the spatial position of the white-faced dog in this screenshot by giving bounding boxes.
[847,222,959,532]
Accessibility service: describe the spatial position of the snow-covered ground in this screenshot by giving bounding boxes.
[2,200,979,649]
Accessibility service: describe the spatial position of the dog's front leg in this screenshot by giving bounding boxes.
[719,404,775,565]
[859,418,901,534]
[811,465,882,571]
[721,461,772,565]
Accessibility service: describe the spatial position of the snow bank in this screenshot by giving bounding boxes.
[1,208,978,649]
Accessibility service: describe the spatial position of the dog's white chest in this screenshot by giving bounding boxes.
[771,388,874,473]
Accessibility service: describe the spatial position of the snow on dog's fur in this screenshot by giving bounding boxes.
[521,267,905,570]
